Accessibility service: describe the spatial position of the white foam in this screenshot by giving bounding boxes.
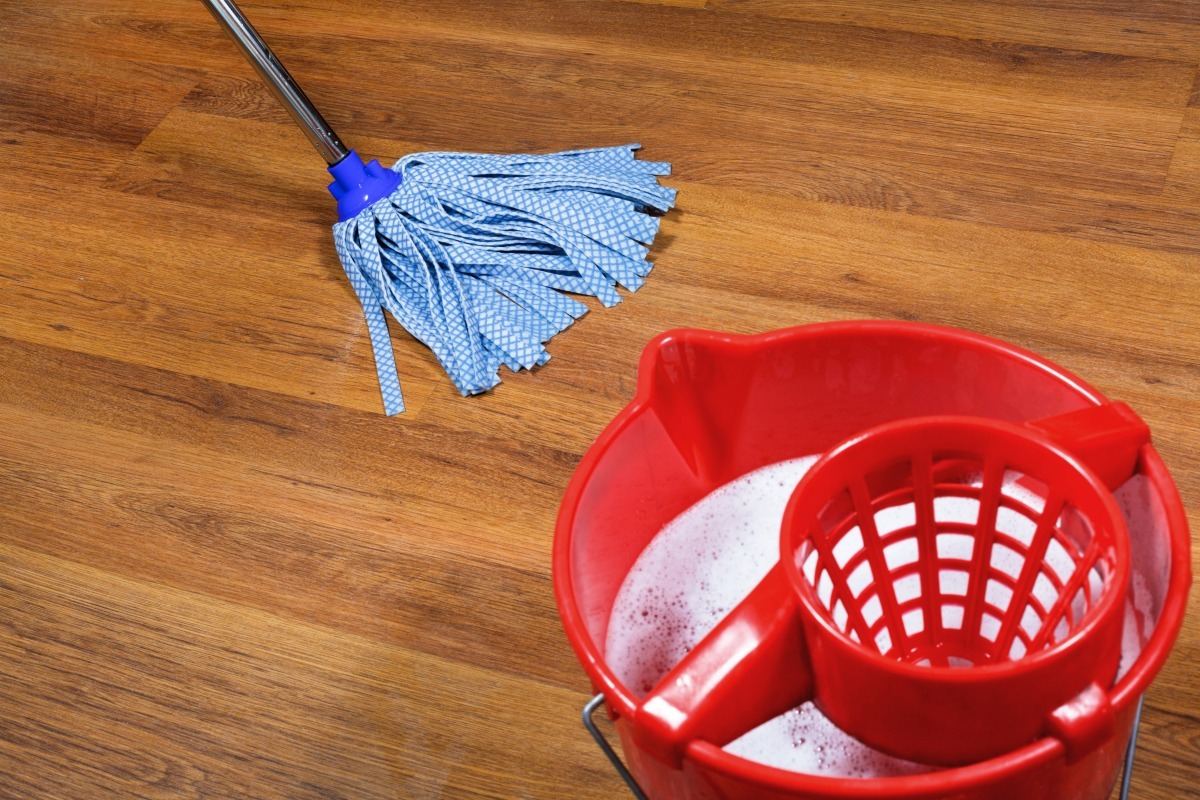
[605,457,1161,777]
[727,702,932,779]
[604,457,817,697]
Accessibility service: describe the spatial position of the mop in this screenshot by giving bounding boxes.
[201,0,676,415]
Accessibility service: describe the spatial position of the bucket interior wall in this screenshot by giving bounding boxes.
[1114,472,1173,650]
[569,328,1104,658]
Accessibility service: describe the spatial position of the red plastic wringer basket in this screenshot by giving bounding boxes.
[555,322,1192,800]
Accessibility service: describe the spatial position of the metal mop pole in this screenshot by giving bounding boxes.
[195,0,674,415]
[198,0,402,221]
[199,0,350,165]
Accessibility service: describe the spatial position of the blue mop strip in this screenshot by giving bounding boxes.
[331,145,675,414]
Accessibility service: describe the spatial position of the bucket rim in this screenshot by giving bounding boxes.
[552,320,1191,793]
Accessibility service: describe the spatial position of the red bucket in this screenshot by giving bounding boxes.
[554,321,1190,800]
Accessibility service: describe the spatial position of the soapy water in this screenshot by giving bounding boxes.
[605,457,1157,777]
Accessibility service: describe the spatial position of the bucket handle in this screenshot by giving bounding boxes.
[584,693,1143,799]
[1118,695,1143,800]
[584,694,650,800]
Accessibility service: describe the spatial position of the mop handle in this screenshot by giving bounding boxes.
[200,0,350,165]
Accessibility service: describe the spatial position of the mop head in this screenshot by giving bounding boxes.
[332,144,676,415]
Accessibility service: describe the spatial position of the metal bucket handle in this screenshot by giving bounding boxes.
[583,694,1143,800]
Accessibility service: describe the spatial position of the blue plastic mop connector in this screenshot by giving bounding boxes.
[327,150,403,221]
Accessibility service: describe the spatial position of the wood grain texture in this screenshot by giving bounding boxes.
[0,1,1197,799]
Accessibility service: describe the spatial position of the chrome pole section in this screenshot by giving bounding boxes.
[199,0,350,164]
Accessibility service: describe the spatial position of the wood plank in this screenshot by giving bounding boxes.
[102,108,379,228]
[0,178,442,416]
[0,130,140,190]
[621,0,708,7]
[1124,703,1200,800]
[0,542,617,800]
[707,0,1200,61]
[0,1,232,74]
[0,46,200,186]
[166,25,1198,253]
[1164,70,1200,204]
[0,46,200,150]
[0,372,583,687]
[233,3,1195,183]
[0,331,572,566]
[11,1,1196,252]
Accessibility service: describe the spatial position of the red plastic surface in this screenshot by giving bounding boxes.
[632,565,810,767]
[554,321,1191,800]
[1027,402,1150,492]
[633,412,1136,767]
[1045,682,1116,764]
[789,414,1133,765]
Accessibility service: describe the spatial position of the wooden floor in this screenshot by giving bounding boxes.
[1,1,1198,798]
